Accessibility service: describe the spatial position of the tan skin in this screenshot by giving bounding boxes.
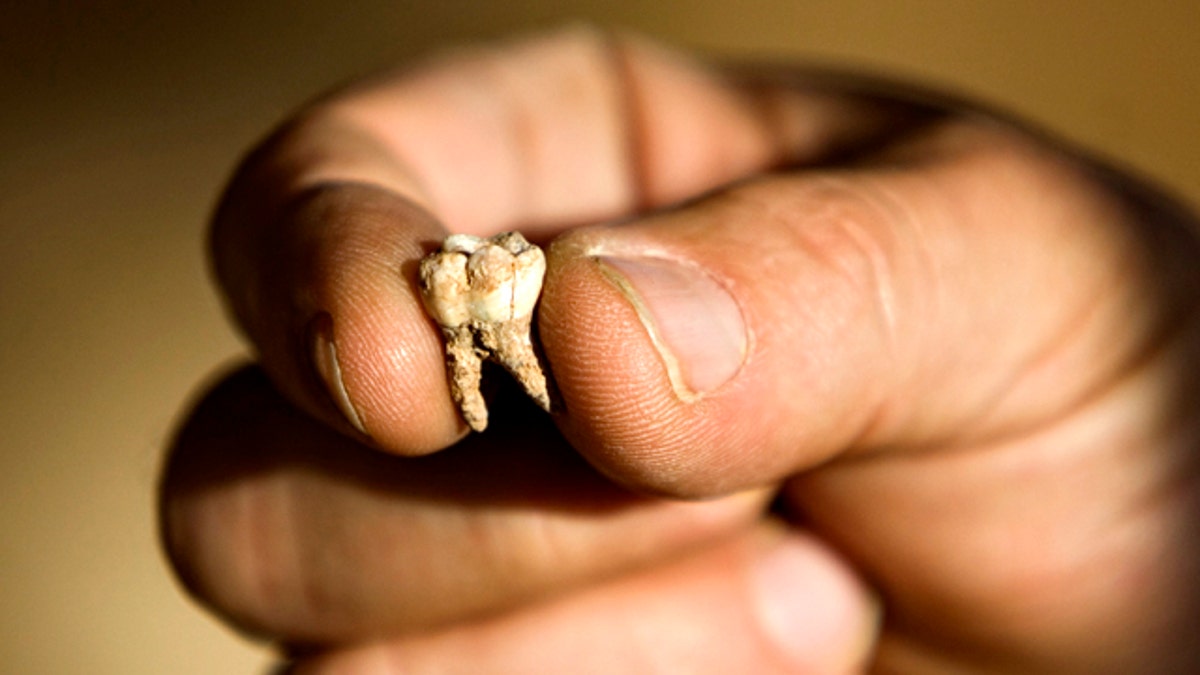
[161,28,1200,673]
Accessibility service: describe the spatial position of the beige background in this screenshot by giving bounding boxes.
[1,2,1197,672]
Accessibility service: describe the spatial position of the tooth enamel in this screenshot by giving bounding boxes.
[511,248,545,319]
[418,251,470,328]
[467,244,516,323]
[443,233,484,254]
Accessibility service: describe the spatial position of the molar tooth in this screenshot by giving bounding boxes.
[417,231,553,431]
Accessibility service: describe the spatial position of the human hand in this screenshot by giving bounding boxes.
[161,28,1200,673]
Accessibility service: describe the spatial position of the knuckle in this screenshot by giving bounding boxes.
[725,176,903,339]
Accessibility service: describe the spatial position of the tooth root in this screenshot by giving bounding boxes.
[476,318,551,412]
[444,327,488,432]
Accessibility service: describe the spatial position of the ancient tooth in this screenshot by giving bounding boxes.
[418,231,551,431]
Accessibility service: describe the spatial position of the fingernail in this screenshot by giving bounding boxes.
[596,255,747,398]
[308,312,368,435]
[750,536,880,671]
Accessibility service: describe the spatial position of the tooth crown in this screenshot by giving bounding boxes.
[419,232,546,328]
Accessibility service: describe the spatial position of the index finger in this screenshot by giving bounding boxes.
[211,26,937,452]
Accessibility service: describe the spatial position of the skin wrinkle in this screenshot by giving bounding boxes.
[482,54,539,230]
[610,36,786,211]
[791,178,902,358]
[968,264,1125,443]
[833,170,946,453]
[552,35,625,224]
[609,35,667,211]
[602,30,650,215]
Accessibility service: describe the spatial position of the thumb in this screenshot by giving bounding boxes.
[539,122,1150,496]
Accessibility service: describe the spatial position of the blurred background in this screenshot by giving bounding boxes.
[1,2,1196,672]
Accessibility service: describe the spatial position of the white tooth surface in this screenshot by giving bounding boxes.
[511,247,546,319]
[467,245,516,322]
[443,233,484,254]
[418,251,470,328]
